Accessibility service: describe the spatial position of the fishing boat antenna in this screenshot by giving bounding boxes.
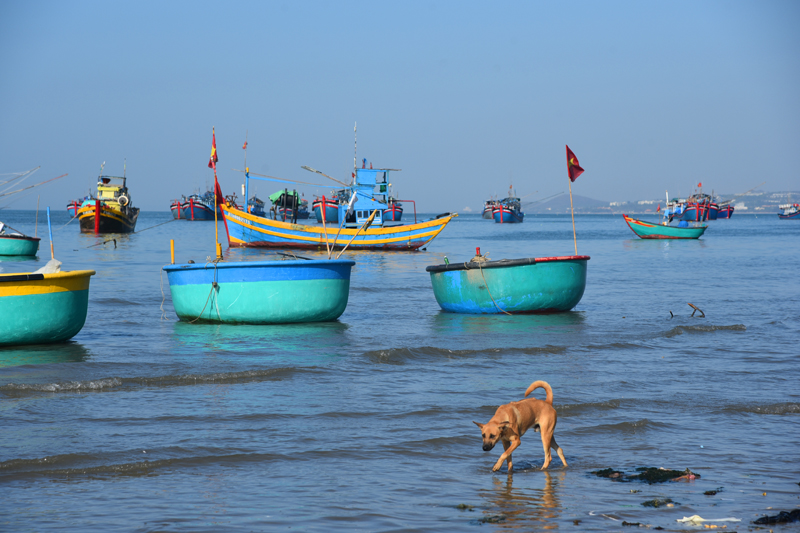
[243,130,249,212]
[353,122,357,185]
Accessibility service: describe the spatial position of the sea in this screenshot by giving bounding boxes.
[1,209,798,532]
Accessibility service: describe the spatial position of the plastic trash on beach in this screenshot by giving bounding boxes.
[677,515,741,523]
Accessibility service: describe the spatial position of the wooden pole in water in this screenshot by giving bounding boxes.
[46,206,54,260]
[170,239,175,264]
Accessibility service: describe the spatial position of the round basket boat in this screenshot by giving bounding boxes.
[426,255,589,314]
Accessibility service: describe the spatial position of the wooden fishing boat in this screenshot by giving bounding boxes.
[492,199,524,223]
[313,195,340,223]
[224,165,456,250]
[76,164,140,233]
[623,214,707,239]
[163,259,355,324]
[717,204,734,219]
[182,191,222,220]
[0,223,39,256]
[170,198,184,219]
[482,199,496,219]
[426,253,589,314]
[0,269,95,346]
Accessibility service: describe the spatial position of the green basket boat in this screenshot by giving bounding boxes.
[623,214,707,239]
[426,255,589,314]
[0,270,96,346]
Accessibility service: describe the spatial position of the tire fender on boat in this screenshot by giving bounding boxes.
[118,195,130,206]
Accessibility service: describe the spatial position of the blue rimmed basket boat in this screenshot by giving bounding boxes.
[0,270,96,346]
[623,214,707,239]
[426,255,589,314]
[163,259,355,324]
[0,233,40,256]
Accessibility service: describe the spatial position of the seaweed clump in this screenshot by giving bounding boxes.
[753,509,800,525]
[641,498,677,508]
[590,467,699,484]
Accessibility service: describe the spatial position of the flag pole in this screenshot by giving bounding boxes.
[211,127,222,260]
[568,177,577,255]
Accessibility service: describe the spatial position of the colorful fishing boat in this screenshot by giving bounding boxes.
[223,163,457,250]
[163,259,355,324]
[426,250,589,314]
[778,203,800,219]
[492,197,524,223]
[680,193,712,222]
[0,269,95,346]
[170,198,184,219]
[482,199,497,219]
[623,214,707,239]
[181,191,222,220]
[0,223,40,256]
[247,195,266,217]
[76,163,140,233]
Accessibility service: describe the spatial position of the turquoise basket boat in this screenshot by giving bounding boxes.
[426,255,590,314]
[623,214,707,239]
[163,259,355,324]
[0,270,96,346]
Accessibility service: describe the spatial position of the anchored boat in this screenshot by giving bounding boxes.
[623,213,707,239]
[224,160,456,250]
[77,163,140,233]
[426,250,589,314]
[778,203,800,219]
[492,196,524,223]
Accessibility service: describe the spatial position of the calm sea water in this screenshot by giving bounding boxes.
[1,209,798,532]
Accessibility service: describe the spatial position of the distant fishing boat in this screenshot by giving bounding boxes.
[716,203,734,219]
[76,162,140,233]
[481,199,496,219]
[279,197,310,220]
[247,195,266,217]
[492,196,524,223]
[680,193,712,222]
[623,214,707,239]
[0,223,39,256]
[182,191,222,220]
[384,197,403,222]
[164,259,355,324]
[312,194,341,223]
[170,198,184,219]
[778,203,800,219]
[426,249,589,314]
[164,129,356,325]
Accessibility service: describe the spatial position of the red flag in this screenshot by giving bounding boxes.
[657,204,661,212]
[208,128,219,169]
[242,141,248,150]
[566,145,584,182]
[697,182,702,187]
[214,178,225,206]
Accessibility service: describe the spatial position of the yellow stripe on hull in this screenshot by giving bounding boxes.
[0,270,96,297]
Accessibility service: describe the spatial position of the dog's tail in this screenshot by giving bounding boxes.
[524,380,553,404]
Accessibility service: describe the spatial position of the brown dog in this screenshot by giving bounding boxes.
[473,380,567,473]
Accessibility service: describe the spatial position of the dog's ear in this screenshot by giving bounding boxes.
[473,421,484,429]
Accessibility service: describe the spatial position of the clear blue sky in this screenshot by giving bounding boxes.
[2,0,798,212]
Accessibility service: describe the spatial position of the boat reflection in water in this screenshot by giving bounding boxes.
[0,342,91,368]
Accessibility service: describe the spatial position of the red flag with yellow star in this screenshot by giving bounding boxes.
[566,145,584,182]
[208,128,219,169]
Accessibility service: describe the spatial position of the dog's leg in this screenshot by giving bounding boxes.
[501,440,513,473]
[540,428,553,469]
[550,436,568,467]
[492,437,520,472]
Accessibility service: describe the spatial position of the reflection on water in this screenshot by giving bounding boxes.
[0,342,92,368]
[478,470,563,529]
[430,311,586,337]
[170,319,350,355]
[0,254,41,265]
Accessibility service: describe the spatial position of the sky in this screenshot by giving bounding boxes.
[1,0,798,212]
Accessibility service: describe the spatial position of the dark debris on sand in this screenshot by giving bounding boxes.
[642,497,678,508]
[590,467,700,484]
[753,509,800,525]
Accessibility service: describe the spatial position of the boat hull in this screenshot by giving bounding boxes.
[426,256,589,314]
[0,270,95,346]
[778,211,800,219]
[0,235,40,256]
[222,205,457,251]
[717,205,734,219]
[182,202,220,220]
[77,204,139,233]
[623,214,707,239]
[163,260,355,324]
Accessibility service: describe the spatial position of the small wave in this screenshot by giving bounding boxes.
[579,342,644,352]
[722,402,800,416]
[662,324,746,338]
[559,399,624,416]
[363,345,566,364]
[94,297,143,306]
[0,367,308,396]
[0,378,123,393]
[571,419,670,436]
